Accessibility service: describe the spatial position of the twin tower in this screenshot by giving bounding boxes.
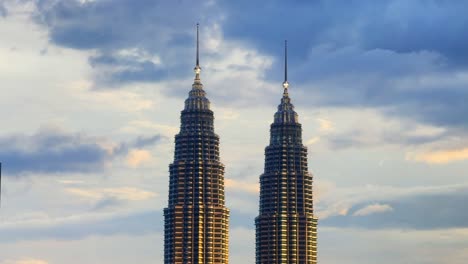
[163,25,318,264]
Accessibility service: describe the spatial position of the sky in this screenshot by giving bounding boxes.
[1,0,468,263]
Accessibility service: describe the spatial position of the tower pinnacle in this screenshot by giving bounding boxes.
[194,23,201,75]
[193,23,202,88]
[196,23,200,68]
[282,40,289,93]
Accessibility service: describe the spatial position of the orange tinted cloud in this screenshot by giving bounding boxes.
[353,203,394,216]
[126,149,152,167]
[66,187,157,201]
[407,148,468,164]
[225,178,259,194]
[2,259,49,264]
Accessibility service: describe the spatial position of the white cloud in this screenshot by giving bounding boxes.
[229,227,256,263]
[353,203,394,216]
[1,258,48,264]
[306,136,320,145]
[58,180,85,185]
[406,148,468,164]
[120,120,178,138]
[304,107,449,152]
[215,107,240,120]
[68,80,153,112]
[317,118,334,133]
[0,233,164,264]
[126,149,152,167]
[315,181,467,220]
[225,178,259,194]
[65,187,157,201]
[318,227,468,264]
[200,22,276,105]
[117,47,162,65]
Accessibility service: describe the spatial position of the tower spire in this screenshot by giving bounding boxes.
[196,23,200,67]
[193,23,202,85]
[282,40,289,95]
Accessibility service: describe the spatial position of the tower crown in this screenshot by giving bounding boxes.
[186,23,210,110]
[274,40,298,124]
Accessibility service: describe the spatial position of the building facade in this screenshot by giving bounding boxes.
[164,25,230,264]
[255,42,318,264]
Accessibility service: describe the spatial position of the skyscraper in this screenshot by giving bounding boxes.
[255,41,318,264]
[164,25,230,264]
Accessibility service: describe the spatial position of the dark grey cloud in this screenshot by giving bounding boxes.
[218,0,468,130]
[0,210,162,243]
[34,0,217,50]
[322,187,468,229]
[133,135,163,149]
[116,134,164,155]
[360,2,468,66]
[0,128,113,174]
[91,197,123,211]
[0,2,7,17]
[221,0,468,66]
[89,54,169,86]
[33,0,220,86]
[0,128,162,175]
[30,0,468,131]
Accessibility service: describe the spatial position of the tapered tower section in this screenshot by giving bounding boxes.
[255,41,318,264]
[164,25,230,264]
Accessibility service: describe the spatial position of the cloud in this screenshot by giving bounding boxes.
[58,180,84,185]
[306,136,320,146]
[28,0,277,106]
[121,135,163,168]
[321,184,468,230]
[353,203,394,216]
[317,118,334,133]
[34,0,219,50]
[225,180,259,220]
[31,0,221,86]
[225,178,259,194]
[0,127,116,175]
[23,0,468,134]
[216,108,240,121]
[132,135,162,149]
[0,209,162,243]
[0,2,7,17]
[65,187,156,201]
[68,80,154,111]
[229,227,255,263]
[125,149,152,167]
[315,180,458,220]
[0,126,162,175]
[219,1,468,132]
[1,259,49,264]
[221,1,468,65]
[120,120,178,138]
[318,226,468,264]
[319,108,450,150]
[406,147,468,164]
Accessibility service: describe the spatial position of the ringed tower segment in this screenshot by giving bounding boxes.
[164,24,230,264]
[255,41,318,264]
